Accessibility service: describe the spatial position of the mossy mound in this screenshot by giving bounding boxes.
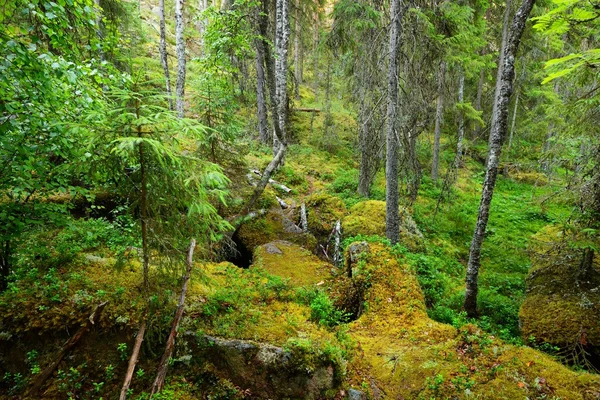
[520,226,600,368]
[235,209,317,253]
[251,241,332,287]
[304,193,347,239]
[511,170,549,186]
[342,201,422,248]
[341,242,600,399]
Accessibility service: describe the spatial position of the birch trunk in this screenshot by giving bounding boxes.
[464,0,536,318]
[431,61,446,183]
[473,67,484,140]
[160,0,174,110]
[273,0,290,154]
[385,0,403,244]
[175,0,186,118]
[293,0,301,99]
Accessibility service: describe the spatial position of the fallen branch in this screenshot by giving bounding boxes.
[150,239,197,397]
[276,196,289,209]
[295,108,321,113]
[27,302,107,397]
[249,168,292,193]
[119,319,147,400]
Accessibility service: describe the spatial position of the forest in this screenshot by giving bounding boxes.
[0,0,599,398]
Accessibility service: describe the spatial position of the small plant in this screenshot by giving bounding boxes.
[117,343,128,361]
[309,291,349,328]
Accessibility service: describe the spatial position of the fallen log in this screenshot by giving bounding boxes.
[119,319,147,400]
[249,169,292,193]
[150,239,197,397]
[27,302,107,397]
[295,108,321,113]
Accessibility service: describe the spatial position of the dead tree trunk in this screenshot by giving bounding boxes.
[175,0,186,117]
[464,0,536,318]
[159,0,174,110]
[455,69,465,169]
[150,239,197,397]
[431,61,446,183]
[27,302,107,397]
[254,8,270,144]
[473,67,485,141]
[300,203,308,232]
[293,0,301,99]
[385,0,403,244]
[119,320,147,400]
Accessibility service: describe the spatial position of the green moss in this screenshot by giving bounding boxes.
[342,201,423,250]
[305,193,347,239]
[236,210,316,251]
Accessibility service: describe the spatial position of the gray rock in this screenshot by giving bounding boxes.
[186,333,339,400]
[347,388,366,400]
[263,242,283,254]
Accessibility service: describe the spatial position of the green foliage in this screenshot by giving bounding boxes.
[309,290,349,328]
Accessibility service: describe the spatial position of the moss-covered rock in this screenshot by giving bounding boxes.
[252,241,332,287]
[342,201,422,249]
[304,193,347,239]
[520,225,600,368]
[340,242,600,399]
[236,209,317,252]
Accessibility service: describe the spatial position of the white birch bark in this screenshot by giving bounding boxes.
[175,0,186,118]
[431,61,446,182]
[160,0,174,110]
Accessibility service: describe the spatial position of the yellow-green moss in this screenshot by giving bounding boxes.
[511,171,549,186]
[342,201,423,249]
[236,210,316,251]
[252,241,331,287]
[305,193,347,238]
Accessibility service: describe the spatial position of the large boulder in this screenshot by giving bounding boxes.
[187,334,337,400]
[520,226,600,367]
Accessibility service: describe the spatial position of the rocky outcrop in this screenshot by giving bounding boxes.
[188,334,337,400]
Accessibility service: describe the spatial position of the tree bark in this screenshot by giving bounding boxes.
[160,0,174,110]
[455,69,465,168]
[0,240,10,291]
[175,0,186,117]
[119,320,147,400]
[293,0,301,99]
[431,61,446,183]
[27,302,107,397]
[542,80,560,172]
[150,239,196,397]
[254,9,269,144]
[578,248,595,286]
[464,0,535,318]
[506,86,519,155]
[385,0,403,244]
[273,0,290,155]
[473,67,484,141]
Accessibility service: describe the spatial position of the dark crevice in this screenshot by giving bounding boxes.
[226,232,253,269]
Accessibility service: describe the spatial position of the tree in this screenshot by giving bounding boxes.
[385,0,403,244]
[464,0,536,318]
[431,61,446,183]
[159,0,174,110]
[175,0,186,117]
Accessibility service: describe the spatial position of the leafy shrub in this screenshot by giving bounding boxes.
[309,291,349,328]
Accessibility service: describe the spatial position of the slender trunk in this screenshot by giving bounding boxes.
[0,240,10,291]
[473,67,484,140]
[357,81,372,197]
[505,86,519,170]
[431,61,446,182]
[256,40,269,143]
[385,0,403,244]
[542,80,560,172]
[578,248,595,286]
[160,0,174,110]
[94,0,105,61]
[150,240,196,397]
[119,320,147,400]
[175,0,186,117]
[455,69,465,168]
[300,203,308,232]
[333,220,342,268]
[313,10,319,103]
[464,0,535,318]
[293,0,301,99]
[489,0,512,137]
[273,0,290,154]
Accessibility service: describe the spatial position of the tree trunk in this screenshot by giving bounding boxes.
[473,67,484,141]
[464,0,535,318]
[175,0,186,117]
[254,16,269,144]
[293,0,301,99]
[27,302,107,397]
[150,240,196,397]
[542,80,560,172]
[431,61,446,183]
[385,0,403,244]
[505,85,519,176]
[160,0,174,110]
[0,240,10,291]
[455,69,465,168]
[578,248,595,286]
[119,320,147,400]
[273,0,290,155]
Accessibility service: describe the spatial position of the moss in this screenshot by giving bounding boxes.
[304,193,347,239]
[511,171,549,186]
[520,225,600,366]
[342,201,423,249]
[252,241,332,288]
[236,210,317,252]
